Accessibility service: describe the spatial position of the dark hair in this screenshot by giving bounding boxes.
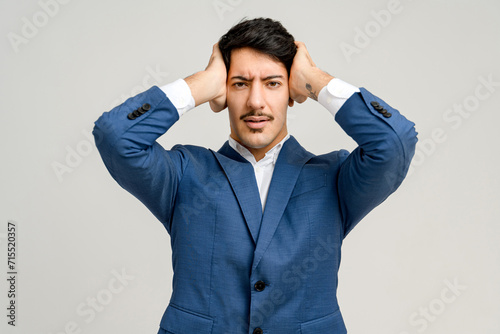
[218,18,297,75]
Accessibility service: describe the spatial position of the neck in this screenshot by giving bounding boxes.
[231,131,289,162]
[247,147,268,162]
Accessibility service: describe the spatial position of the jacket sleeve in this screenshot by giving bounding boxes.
[93,86,189,231]
[335,88,418,237]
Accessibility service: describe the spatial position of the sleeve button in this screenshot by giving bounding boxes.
[254,281,266,292]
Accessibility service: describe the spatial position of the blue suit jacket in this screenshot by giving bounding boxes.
[93,85,417,334]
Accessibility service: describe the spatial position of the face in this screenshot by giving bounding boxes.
[226,47,291,159]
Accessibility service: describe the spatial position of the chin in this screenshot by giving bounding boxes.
[240,135,271,149]
[242,140,269,149]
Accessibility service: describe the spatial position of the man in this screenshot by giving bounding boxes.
[94,18,417,334]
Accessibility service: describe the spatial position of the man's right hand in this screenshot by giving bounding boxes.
[185,43,227,112]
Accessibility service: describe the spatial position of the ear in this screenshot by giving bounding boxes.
[288,98,295,107]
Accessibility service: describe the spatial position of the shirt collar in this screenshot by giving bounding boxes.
[228,134,290,166]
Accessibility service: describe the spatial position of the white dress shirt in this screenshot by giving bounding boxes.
[228,134,290,210]
[159,77,360,210]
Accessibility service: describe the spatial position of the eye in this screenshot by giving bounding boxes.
[233,82,247,88]
[267,81,281,88]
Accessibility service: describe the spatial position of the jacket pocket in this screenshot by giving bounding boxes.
[159,303,214,334]
[300,309,347,334]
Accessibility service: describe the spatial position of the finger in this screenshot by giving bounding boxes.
[294,41,305,48]
[212,42,222,56]
[292,96,307,104]
[294,41,316,67]
[209,100,227,113]
[207,43,224,69]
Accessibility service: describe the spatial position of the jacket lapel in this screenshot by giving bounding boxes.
[212,142,262,244]
[251,136,314,272]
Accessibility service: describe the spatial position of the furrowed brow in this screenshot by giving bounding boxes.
[262,75,284,81]
[230,75,250,81]
[230,75,284,81]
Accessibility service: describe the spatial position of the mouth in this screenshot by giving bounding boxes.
[241,113,274,130]
[243,116,270,129]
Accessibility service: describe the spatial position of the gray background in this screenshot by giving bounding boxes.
[1,0,499,333]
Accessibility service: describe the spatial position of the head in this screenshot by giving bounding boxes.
[218,18,297,160]
[218,18,297,76]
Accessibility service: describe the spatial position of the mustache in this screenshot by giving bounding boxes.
[240,111,275,121]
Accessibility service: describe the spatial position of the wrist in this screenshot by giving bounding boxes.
[184,71,213,107]
[185,70,225,107]
[306,68,334,95]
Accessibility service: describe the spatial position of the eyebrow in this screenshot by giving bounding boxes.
[230,75,285,81]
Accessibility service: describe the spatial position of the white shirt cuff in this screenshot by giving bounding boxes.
[318,78,360,117]
[159,79,196,117]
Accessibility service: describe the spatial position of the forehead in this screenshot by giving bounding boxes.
[229,47,287,77]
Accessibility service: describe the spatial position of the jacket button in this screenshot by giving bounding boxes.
[370,101,380,108]
[254,281,266,292]
[253,328,263,334]
[142,103,151,111]
[127,112,137,120]
[382,112,392,118]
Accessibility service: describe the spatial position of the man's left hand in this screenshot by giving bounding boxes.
[289,41,333,105]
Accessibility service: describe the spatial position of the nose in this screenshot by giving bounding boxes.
[247,84,265,110]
